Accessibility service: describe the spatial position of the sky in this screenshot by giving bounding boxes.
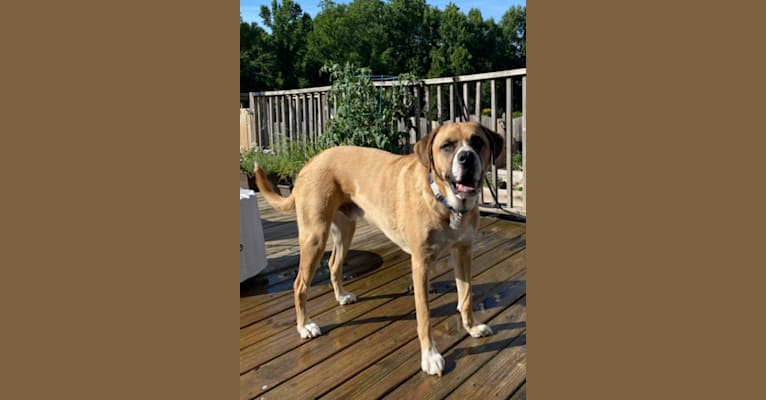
[240,0,525,27]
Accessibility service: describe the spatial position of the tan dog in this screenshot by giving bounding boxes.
[254,121,504,376]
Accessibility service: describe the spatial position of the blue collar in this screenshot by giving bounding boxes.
[429,173,466,215]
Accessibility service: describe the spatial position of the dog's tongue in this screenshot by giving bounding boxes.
[455,182,475,193]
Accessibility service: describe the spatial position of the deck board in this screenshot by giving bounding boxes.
[241,193,527,399]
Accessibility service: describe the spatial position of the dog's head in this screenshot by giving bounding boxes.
[414,121,504,201]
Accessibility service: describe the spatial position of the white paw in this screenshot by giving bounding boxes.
[337,291,357,305]
[420,348,445,376]
[298,321,322,339]
[469,323,494,338]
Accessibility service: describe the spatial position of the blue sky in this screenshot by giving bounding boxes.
[240,0,526,27]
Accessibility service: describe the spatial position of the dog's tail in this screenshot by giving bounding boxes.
[253,163,296,213]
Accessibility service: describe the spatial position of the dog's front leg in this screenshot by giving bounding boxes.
[412,254,445,376]
[452,244,493,338]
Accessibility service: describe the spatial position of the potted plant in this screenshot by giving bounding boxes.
[268,139,323,196]
[248,139,325,196]
[239,148,259,190]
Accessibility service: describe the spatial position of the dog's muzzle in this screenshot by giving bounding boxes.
[450,148,482,198]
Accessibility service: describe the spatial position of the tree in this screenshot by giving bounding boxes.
[241,1,527,92]
[465,8,493,73]
[240,20,276,91]
[499,6,526,69]
[381,0,437,77]
[304,0,389,85]
[429,3,471,77]
[259,0,313,89]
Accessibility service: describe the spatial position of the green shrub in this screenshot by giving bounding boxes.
[250,138,327,183]
[320,62,416,154]
[239,148,258,177]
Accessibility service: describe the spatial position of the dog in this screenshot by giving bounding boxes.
[254,121,504,376]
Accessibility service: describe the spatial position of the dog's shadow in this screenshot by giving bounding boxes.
[441,332,526,374]
[240,250,384,297]
[323,280,526,330]
[259,219,299,242]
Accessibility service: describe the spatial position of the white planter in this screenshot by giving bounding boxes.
[240,188,268,282]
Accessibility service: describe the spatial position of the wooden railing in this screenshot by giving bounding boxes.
[241,68,526,213]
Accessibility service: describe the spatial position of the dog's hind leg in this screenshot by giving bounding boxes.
[293,207,332,339]
[328,211,357,305]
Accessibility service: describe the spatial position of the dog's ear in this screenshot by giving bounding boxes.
[414,126,440,169]
[483,126,505,160]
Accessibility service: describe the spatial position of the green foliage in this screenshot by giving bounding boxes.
[241,2,526,92]
[239,148,260,177]
[240,137,327,182]
[320,62,416,154]
[305,0,390,81]
[240,22,276,91]
[381,0,437,77]
[252,0,313,89]
[512,151,523,171]
[499,6,526,68]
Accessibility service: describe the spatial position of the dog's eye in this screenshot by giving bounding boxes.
[440,141,455,152]
[470,136,485,150]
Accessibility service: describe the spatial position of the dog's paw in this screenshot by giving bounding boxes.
[298,321,322,339]
[336,291,357,305]
[468,323,494,338]
[420,348,445,376]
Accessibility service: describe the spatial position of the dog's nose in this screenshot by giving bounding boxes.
[457,151,473,165]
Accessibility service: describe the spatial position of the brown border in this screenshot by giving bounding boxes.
[2,1,237,398]
[531,1,766,399]
[5,0,765,398]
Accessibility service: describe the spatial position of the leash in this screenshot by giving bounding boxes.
[485,151,502,209]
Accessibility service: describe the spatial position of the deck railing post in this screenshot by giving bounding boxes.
[490,80,497,206]
[267,96,274,149]
[302,94,308,141]
[449,84,455,122]
[248,92,256,149]
[474,81,481,123]
[280,96,287,144]
[462,83,468,121]
[413,86,421,145]
[506,78,513,209]
[309,93,314,142]
[522,76,526,213]
[425,85,431,133]
[436,85,443,126]
[287,95,293,141]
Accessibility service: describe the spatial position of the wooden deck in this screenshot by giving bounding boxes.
[240,193,527,400]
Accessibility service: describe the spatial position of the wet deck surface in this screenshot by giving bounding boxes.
[240,192,527,399]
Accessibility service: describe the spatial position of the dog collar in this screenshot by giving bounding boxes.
[429,173,466,215]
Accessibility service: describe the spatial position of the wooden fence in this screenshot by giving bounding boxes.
[240,68,526,213]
